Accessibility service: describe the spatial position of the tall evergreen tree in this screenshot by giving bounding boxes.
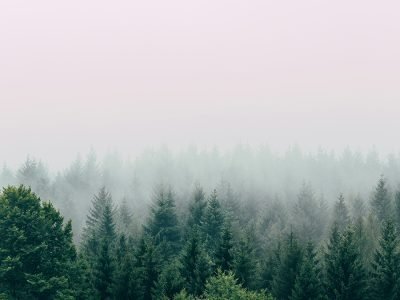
[0,185,78,299]
[371,176,392,223]
[271,231,303,300]
[215,222,234,273]
[370,219,400,300]
[333,193,350,232]
[325,225,367,300]
[180,229,212,296]
[145,187,181,261]
[203,189,225,257]
[187,186,207,230]
[233,233,258,290]
[290,242,325,300]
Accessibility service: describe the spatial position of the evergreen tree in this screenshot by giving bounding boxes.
[271,230,303,300]
[180,229,212,296]
[94,240,115,300]
[214,222,234,272]
[187,185,207,230]
[290,242,325,300]
[370,219,400,300]
[333,193,350,232]
[325,225,367,300]
[135,237,161,300]
[145,187,181,261]
[153,259,184,299]
[371,176,392,223]
[233,235,257,290]
[0,185,78,299]
[203,189,225,257]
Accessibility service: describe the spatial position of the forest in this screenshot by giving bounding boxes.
[1,147,400,299]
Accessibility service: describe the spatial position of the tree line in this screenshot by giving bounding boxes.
[1,176,400,299]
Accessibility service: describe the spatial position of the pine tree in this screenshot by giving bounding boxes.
[333,193,350,232]
[370,219,400,300]
[203,189,225,257]
[325,225,367,300]
[186,186,207,231]
[271,230,303,300]
[0,185,78,299]
[145,187,181,261]
[371,176,392,223]
[180,229,212,296]
[233,235,257,290]
[214,222,234,273]
[290,242,325,300]
[94,240,115,300]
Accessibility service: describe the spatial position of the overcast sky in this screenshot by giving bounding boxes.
[1,0,400,169]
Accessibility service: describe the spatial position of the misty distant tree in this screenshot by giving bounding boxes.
[370,219,400,300]
[271,231,303,300]
[186,185,207,230]
[371,176,392,223]
[351,194,366,221]
[0,185,78,299]
[203,189,225,257]
[394,190,400,231]
[332,193,350,232]
[292,184,326,243]
[144,187,181,261]
[17,157,50,197]
[116,199,133,236]
[290,242,325,300]
[325,225,367,300]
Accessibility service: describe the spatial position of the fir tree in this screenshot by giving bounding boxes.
[370,219,400,300]
[271,230,303,300]
[233,235,257,290]
[186,186,207,231]
[371,176,392,223]
[290,242,325,300]
[214,222,234,273]
[325,225,367,300]
[333,193,350,232]
[180,229,212,296]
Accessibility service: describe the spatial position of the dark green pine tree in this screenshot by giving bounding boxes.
[370,219,400,300]
[152,259,184,299]
[371,176,393,223]
[134,237,161,300]
[290,242,325,300]
[325,225,367,300]
[94,240,115,300]
[203,189,225,257]
[145,187,181,261]
[0,185,78,299]
[333,193,350,232]
[81,187,113,257]
[186,186,207,231]
[271,230,303,300]
[93,201,117,299]
[214,222,234,273]
[180,229,212,296]
[233,234,257,290]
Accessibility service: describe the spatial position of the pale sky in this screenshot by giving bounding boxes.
[1,0,400,169]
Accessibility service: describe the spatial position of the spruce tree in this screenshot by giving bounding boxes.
[203,189,225,257]
[371,176,392,223]
[187,186,207,230]
[290,242,325,300]
[271,230,303,300]
[214,222,234,273]
[370,219,400,300]
[233,235,257,290]
[333,193,350,232]
[180,229,212,296]
[325,225,367,300]
[145,187,181,261]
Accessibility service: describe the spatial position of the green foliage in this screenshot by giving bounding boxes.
[233,234,257,290]
[271,231,303,300]
[204,270,273,300]
[370,219,400,300]
[371,176,393,223]
[0,185,77,299]
[290,242,325,300]
[180,229,212,296]
[333,194,350,232]
[325,225,367,300]
[203,190,225,257]
[214,222,234,272]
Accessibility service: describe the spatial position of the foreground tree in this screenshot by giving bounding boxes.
[0,185,78,299]
[370,219,400,300]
